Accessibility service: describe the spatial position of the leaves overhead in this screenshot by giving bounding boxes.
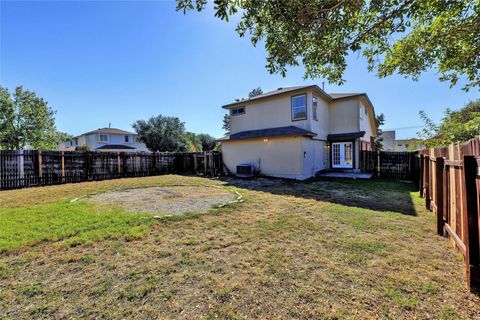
[177,0,480,90]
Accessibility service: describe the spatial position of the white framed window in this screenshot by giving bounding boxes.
[291,94,307,121]
[312,95,318,121]
[99,134,108,142]
[124,135,130,143]
[231,107,245,116]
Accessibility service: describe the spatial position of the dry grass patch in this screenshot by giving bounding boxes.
[0,175,479,319]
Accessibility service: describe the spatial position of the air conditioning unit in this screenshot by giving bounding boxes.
[236,162,258,178]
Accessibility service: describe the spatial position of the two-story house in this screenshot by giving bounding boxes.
[219,85,377,180]
[58,127,149,152]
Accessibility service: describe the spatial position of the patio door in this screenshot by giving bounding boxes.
[331,142,353,169]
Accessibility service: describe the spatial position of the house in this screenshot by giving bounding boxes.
[58,127,149,152]
[394,138,425,152]
[380,130,396,151]
[219,85,377,180]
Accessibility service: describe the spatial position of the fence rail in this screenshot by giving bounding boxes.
[0,150,223,190]
[418,136,480,293]
[360,150,418,181]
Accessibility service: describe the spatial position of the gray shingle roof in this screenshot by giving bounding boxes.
[218,126,317,141]
[95,144,136,150]
[327,131,366,141]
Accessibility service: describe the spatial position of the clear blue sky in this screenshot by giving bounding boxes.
[1,1,478,139]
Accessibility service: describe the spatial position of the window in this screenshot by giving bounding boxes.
[125,135,130,143]
[74,138,78,145]
[291,94,307,121]
[312,95,318,121]
[405,144,409,149]
[231,107,245,116]
[99,134,108,142]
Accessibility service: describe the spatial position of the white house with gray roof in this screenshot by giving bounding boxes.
[58,128,148,152]
[219,85,377,180]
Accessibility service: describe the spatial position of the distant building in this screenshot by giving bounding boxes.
[58,127,148,152]
[394,138,425,152]
[380,130,396,151]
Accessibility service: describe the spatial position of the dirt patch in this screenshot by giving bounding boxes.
[90,186,235,214]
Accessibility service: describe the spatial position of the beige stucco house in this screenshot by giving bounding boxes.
[219,85,377,180]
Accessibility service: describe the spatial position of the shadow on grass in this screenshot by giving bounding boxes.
[222,176,418,216]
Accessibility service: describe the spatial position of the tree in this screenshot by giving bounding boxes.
[419,99,480,148]
[183,131,203,152]
[374,113,385,151]
[177,0,479,91]
[132,115,187,152]
[0,86,61,150]
[222,114,231,133]
[197,133,218,151]
[248,87,263,98]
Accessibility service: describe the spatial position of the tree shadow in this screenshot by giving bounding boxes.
[221,176,418,216]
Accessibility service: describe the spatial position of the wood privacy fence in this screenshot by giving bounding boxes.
[418,136,480,293]
[0,150,223,190]
[360,150,418,181]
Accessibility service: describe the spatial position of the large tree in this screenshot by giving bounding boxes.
[419,99,480,147]
[0,86,63,150]
[132,115,187,152]
[197,133,218,151]
[177,0,479,91]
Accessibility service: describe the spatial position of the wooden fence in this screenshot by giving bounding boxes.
[0,150,223,190]
[360,150,418,181]
[418,136,480,293]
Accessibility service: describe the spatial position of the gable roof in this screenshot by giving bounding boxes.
[79,128,137,137]
[218,126,316,142]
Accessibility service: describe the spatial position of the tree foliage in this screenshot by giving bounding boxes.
[197,133,218,151]
[184,131,203,152]
[419,99,480,148]
[0,86,63,150]
[132,115,187,152]
[374,113,385,151]
[177,0,480,90]
[248,87,263,98]
[222,114,231,133]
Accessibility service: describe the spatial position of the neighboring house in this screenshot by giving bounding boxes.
[380,130,396,151]
[395,138,425,152]
[219,85,377,180]
[58,128,149,152]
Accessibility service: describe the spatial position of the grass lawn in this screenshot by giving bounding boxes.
[0,175,479,319]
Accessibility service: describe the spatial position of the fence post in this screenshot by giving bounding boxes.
[435,157,445,235]
[419,155,424,196]
[37,150,43,185]
[424,156,430,210]
[61,151,65,182]
[462,156,480,293]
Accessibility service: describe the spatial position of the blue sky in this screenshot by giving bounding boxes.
[1,1,478,139]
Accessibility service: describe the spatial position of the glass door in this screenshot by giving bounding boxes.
[331,142,353,169]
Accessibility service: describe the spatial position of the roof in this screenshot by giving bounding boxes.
[79,128,137,137]
[218,126,317,141]
[95,144,136,150]
[329,93,363,99]
[222,85,332,109]
[327,131,366,141]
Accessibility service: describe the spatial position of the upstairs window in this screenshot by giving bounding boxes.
[312,95,318,121]
[291,94,307,121]
[231,107,245,116]
[99,134,108,142]
[125,135,130,143]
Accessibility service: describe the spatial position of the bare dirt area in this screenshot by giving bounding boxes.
[90,186,236,215]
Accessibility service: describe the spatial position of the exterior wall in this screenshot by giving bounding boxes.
[328,99,360,134]
[307,92,330,140]
[59,133,148,152]
[222,136,309,180]
[230,93,312,134]
[359,101,374,141]
[381,130,396,151]
[395,139,425,152]
[302,138,328,177]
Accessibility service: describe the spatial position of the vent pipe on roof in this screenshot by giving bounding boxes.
[108,123,111,128]
[277,87,283,90]
[322,82,325,90]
